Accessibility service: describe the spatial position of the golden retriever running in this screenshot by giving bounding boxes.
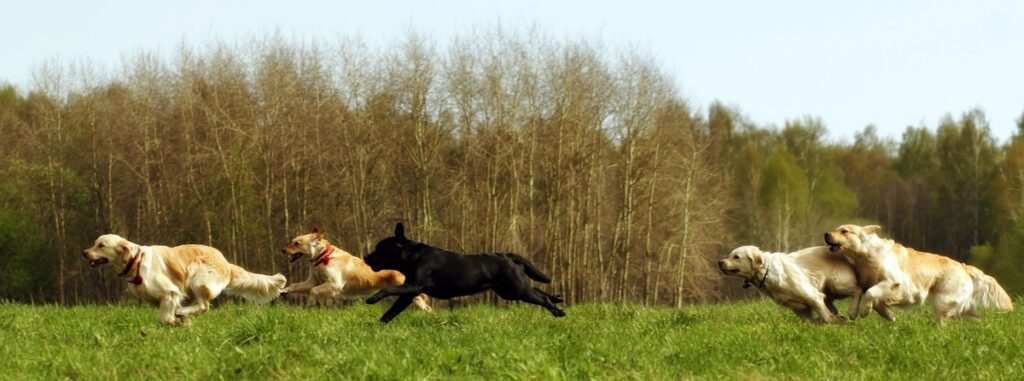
[824,224,1013,324]
[280,228,431,312]
[719,245,863,323]
[82,234,286,325]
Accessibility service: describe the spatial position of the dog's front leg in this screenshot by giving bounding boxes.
[847,290,863,320]
[159,295,183,325]
[283,277,317,295]
[379,295,415,323]
[366,285,424,304]
[861,281,898,320]
[809,294,838,324]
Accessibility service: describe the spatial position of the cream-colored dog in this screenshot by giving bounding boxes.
[280,228,431,311]
[719,245,863,323]
[824,224,1013,324]
[82,234,286,325]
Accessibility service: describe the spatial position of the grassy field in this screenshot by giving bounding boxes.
[0,299,1021,380]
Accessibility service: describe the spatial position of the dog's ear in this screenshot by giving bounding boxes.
[863,225,882,235]
[312,227,324,241]
[395,223,406,241]
[116,240,133,262]
[750,251,764,269]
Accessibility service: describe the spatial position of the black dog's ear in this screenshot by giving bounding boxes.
[395,223,406,241]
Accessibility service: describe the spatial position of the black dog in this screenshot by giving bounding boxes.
[364,223,566,323]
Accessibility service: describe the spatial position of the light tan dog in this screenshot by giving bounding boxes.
[824,224,1013,324]
[719,245,863,323]
[280,227,431,311]
[82,234,286,325]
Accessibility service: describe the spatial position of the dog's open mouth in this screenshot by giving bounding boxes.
[288,252,304,263]
[828,244,842,253]
[88,258,109,268]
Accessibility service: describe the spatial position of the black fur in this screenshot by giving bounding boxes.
[364,223,565,323]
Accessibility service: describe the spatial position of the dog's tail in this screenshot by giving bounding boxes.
[225,264,287,304]
[502,253,551,283]
[965,265,1013,311]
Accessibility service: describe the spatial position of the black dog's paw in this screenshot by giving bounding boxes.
[551,309,566,318]
[549,294,564,304]
[366,294,386,304]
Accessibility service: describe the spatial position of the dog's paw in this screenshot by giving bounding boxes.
[551,309,566,318]
[172,314,191,327]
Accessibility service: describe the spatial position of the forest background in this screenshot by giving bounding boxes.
[2,31,1022,306]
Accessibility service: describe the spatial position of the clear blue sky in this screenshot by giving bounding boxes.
[2,0,1022,142]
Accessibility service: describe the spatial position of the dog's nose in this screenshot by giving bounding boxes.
[280,248,287,255]
[717,260,725,268]
[823,232,830,241]
[81,250,88,258]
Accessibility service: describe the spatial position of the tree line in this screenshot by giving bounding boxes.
[0,31,1021,305]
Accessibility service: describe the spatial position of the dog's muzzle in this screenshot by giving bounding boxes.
[824,233,842,253]
[717,260,738,275]
[84,253,109,268]
[288,252,303,263]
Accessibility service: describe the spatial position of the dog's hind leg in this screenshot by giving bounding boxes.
[533,287,564,304]
[379,295,415,323]
[177,283,222,317]
[824,295,839,317]
[308,283,342,307]
[509,288,566,317]
[412,294,433,312]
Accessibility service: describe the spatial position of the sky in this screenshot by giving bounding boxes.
[1,0,1022,142]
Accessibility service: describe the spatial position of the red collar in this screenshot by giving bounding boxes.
[312,245,336,267]
[120,250,144,285]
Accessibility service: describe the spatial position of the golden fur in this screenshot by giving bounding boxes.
[280,228,431,311]
[83,234,286,325]
[720,245,862,322]
[825,224,1013,324]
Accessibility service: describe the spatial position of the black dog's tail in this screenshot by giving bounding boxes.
[500,253,551,283]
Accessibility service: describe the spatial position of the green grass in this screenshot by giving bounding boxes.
[0,299,1021,380]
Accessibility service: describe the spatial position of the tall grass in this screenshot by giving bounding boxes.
[0,300,1020,380]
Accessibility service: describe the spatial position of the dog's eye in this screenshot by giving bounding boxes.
[97,243,104,248]
[840,228,849,234]
[292,241,298,246]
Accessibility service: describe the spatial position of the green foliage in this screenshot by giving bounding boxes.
[0,208,50,300]
[0,301,1021,379]
[982,220,1024,295]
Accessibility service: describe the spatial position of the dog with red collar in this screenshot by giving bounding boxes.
[83,234,285,325]
[279,227,431,311]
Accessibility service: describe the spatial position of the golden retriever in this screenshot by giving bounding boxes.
[280,227,431,312]
[824,224,1013,324]
[82,234,286,325]
[719,245,862,323]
